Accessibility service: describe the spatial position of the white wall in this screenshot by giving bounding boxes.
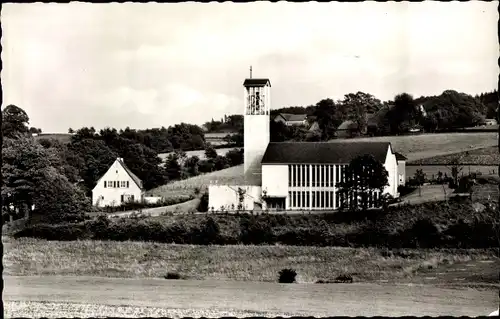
[92,160,143,207]
[261,164,288,197]
[244,115,269,185]
[397,160,406,186]
[208,185,262,211]
[144,196,162,204]
[383,146,399,198]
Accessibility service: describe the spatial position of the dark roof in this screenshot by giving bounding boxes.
[261,142,390,164]
[243,78,271,87]
[117,158,144,190]
[394,152,407,161]
[277,113,307,122]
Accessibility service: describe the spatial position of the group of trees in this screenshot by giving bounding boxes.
[268,89,498,142]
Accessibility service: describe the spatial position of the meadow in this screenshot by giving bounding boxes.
[3,236,497,284]
[158,147,237,162]
[409,146,499,166]
[330,132,497,162]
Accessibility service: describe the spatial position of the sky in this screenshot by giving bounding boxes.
[2,2,498,133]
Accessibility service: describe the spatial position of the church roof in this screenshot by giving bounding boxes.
[394,152,407,161]
[261,141,391,164]
[243,78,271,87]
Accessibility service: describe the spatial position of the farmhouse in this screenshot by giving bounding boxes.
[92,157,144,207]
[273,113,308,126]
[208,75,402,211]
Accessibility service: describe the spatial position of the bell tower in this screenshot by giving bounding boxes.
[243,69,271,186]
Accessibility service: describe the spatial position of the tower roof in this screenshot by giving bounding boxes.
[261,141,391,164]
[243,78,271,87]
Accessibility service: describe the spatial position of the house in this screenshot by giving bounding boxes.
[273,113,308,126]
[481,118,497,126]
[92,157,144,207]
[394,152,407,186]
[336,113,376,138]
[208,74,401,212]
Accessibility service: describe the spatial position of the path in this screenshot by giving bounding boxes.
[4,275,498,317]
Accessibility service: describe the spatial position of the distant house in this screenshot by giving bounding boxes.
[92,157,144,207]
[336,113,376,138]
[481,118,498,126]
[394,152,407,186]
[273,113,308,126]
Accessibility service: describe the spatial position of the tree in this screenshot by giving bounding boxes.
[2,136,88,223]
[68,128,75,134]
[184,156,200,177]
[225,148,244,166]
[165,153,182,181]
[386,93,422,134]
[341,92,382,135]
[336,154,389,211]
[205,145,218,160]
[414,169,426,197]
[445,155,464,188]
[2,104,30,138]
[313,98,344,140]
[29,127,42,134]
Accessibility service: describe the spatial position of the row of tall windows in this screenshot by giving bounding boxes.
[288,164,348,187]
[289,191,342,209]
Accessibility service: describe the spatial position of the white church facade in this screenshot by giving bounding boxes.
[208,76,401,212]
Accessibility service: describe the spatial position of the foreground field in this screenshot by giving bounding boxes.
[4,237,498,284]
[4,275,498,317]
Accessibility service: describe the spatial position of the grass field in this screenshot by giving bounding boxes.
[3,237,497,284]
[405,165,498,181]
[330,132,497,162]
[147,164,244,198]
[409,146,499,166]
[158,147,237,162]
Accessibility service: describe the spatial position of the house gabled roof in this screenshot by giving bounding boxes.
[394,152,407,161]
[261,141,391,164]
[93,157,144,191]
[116,158,144,190]
[277,113,307,122]
[243,78,271,87]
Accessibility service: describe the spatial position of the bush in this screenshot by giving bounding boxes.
[14,223,89,241]
[103,196,195,213]
[197,192,209,212]
[164,272,182,280]
[278,268,297,283]
[334,274,353,283]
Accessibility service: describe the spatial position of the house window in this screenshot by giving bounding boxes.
[288,165,292,187]
[120,181,127,188]
[306,191,310,208]
[104,181,107,188]
[126,181,129,188]
[121,195,124,203]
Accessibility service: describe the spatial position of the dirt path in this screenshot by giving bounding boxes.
[4,275,497,317]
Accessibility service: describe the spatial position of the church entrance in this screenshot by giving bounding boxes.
[265,197,286,210]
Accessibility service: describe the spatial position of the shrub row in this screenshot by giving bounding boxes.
[102,195,195,213]
[15,200,499,248]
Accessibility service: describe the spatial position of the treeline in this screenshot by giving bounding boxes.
[15,198,499,249]
[266,89,498,142]
[1,105,243,225]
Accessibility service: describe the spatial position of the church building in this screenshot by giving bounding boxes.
[208,75,401,212]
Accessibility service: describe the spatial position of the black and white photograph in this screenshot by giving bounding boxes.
[2,1,499,317]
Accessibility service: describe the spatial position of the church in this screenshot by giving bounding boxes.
[208,76,402,212]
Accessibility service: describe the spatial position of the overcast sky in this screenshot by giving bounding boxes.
[2,2,498,132]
